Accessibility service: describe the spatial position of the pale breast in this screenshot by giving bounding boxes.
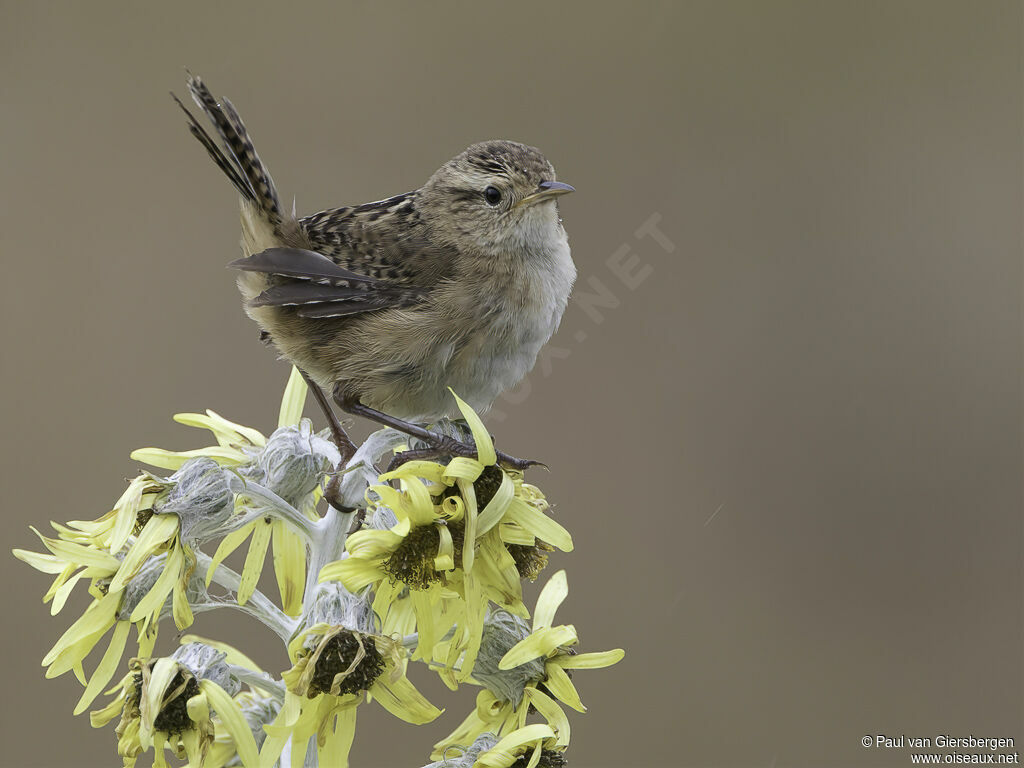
[443,235,576,414]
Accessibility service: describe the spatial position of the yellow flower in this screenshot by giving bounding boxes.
[90,651,259,768]
[176,635,284,768]
[432,570,623,760]
[14,457,237,717]
[421,727,564,768]
[260,621,441,768]
[134,367,327,617]
[71,458,234,632]
[319,392,572,678]
[473,725,564,768]
[14,526,161,715]
[205,690,281,768]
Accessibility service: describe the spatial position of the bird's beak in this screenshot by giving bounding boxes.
[514,180,576,209]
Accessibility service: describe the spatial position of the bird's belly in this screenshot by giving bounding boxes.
[441,313,558,415]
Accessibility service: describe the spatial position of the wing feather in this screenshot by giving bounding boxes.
[232,247,423,317]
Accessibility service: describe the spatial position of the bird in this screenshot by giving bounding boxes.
[174,74,576,471]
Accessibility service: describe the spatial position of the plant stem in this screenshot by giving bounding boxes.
[196,552,298,641]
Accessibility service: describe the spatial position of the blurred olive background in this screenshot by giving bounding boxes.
[1,2,1020,767]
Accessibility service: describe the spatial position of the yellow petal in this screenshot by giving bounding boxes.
[141,658,179,746]
[370,672,442,724]
[42,590,121,667]
[49,569,84,615]
[319,557,384,591]
[433,523,455,572]
[152,730,170,767]
[272,521,306,616]
[186,691,210,723]
[498,625,578,670]
[172,566,194,630]
[259,693,301,768]
[458,478,478,573]
[524,686,572,744]
[457,572,486,682]
[400,476,436,523]
[109,515,179,592]
[318,702,357,768]
[237,523,272,606]
[138,622,159,658]
[379,461,446,485]
[89,686,127,728]
[174,410,266,448]
[181,724,203,767]
[201,680,261,768]
[72,619,131,715]
[206,523,256,587]
[130,446,249,469]
[108,477,147,554]
[533,570,568,630]
[475,724,556,767]
[542,663,586,713]
[504,499,573,552]
[410,588,437,662]
[476,531,524,613]
[373,581,417,639]
[129,546,182,624]
[475,471,515,536]
[12,549,64,574]
[497,522,536,546]
[278,366,308,427]
[442,457,484,484]
[450,390,497,465]
[343,529,402,559]
[551,648,625,670]
[28,527,122,571]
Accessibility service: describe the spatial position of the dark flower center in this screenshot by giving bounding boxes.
[512,749,567,767]
[473,465,505,509]
[133,508,154,536]
[508,539,554,581]
[306,632,386,697]
[383,521,465,588]
[129,669,201,734]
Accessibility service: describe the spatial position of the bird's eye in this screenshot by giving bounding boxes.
[484,186,502,206]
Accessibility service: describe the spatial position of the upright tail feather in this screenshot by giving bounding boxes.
[173,74,283,225]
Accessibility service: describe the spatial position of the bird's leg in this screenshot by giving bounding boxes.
[332,386,544,472]
[299,371,357,511]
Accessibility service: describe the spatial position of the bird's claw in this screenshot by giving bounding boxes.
[495,450,547,472]
[385,434,545,474]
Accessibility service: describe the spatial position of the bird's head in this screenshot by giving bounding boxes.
[418,140,574,259]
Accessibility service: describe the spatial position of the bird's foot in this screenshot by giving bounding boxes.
[386,435,545,474]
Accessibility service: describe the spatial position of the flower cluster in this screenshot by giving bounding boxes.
[15,369,623,767]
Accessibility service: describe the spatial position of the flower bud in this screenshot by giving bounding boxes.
[154,458,232,542]
[249,421,339,507]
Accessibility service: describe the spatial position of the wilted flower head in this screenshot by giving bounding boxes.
[90,644,258,768]
[423,727,567,768]
[207,690,282,768]
[260,619,442,768]
[319,394,573,679]
[433,571,623,760]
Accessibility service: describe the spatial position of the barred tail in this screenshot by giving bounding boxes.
[173,74,282,224]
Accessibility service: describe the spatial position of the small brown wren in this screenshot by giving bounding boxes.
[175,75,575,470]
